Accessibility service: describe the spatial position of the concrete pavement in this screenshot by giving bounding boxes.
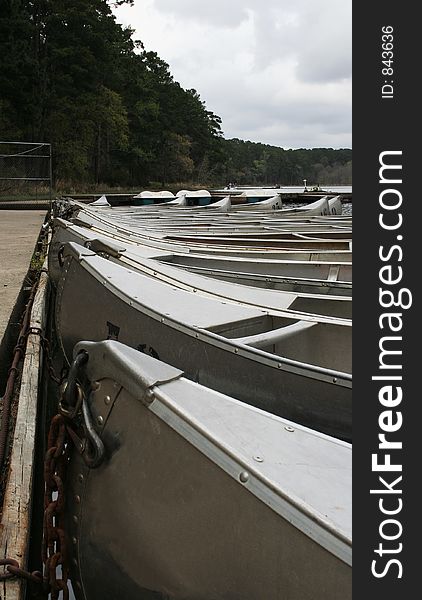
[0,210,46,385]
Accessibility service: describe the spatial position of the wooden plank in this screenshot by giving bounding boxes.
[0,265,49,599]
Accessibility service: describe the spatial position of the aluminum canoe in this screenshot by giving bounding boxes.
[66,339,352,600]
[232,193,283,211]
[54,243,352,440]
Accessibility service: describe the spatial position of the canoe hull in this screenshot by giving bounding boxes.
[66,353,351,600]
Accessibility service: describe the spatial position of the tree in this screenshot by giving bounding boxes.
[154,133,194,184]
[0,1,351,188]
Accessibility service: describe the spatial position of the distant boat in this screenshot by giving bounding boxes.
[328,195,343,215]
[200,195,231,212]
[224,195,338,217]
[65,339,352,600]
[89,195,110,207]
[165,194,187,206]
[176,189,212,205]
[132,190,175,205]
[279,196,331,216]
[233,194,282,211]
[237,188,283,203]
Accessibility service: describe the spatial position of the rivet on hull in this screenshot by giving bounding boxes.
[239,471,249,483]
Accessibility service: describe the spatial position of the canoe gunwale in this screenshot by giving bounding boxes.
[174,263,352,289]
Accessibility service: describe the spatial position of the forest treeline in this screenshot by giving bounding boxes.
[0,0,352,188]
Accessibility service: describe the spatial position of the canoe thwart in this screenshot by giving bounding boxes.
[233,320,318,349]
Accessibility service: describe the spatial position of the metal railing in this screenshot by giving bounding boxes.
[0,141,52,209]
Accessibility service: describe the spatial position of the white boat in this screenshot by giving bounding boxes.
[132,190,175,205]
[176,189,212,205]
[89,195,111,207]
[200,195,231,212]
[236,188,284,203]
[233,194,282,211]
[279,196,330,216]
[165,194,187,206]
[162,253,352,281]
[328,195,343,215]
[174,263,352,296]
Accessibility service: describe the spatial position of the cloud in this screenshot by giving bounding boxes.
[198,56,352,147]
[249,0,352,83]
[154,0,250,28]
[112,0,352,148]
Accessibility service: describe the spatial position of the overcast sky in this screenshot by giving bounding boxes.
[113,0,352,149]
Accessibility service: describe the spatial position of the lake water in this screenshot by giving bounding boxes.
[279,185,352,194]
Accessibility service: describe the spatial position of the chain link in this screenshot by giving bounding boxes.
[42,414,71,599]
[41,335,68,386]
[3,416,76,594]
[41,333,71,598]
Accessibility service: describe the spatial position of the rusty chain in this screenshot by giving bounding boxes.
[42,413,71,599]
[0,559,43,584]
[40,333,68,386]
[0,413,71,597]
[1,348,104,596]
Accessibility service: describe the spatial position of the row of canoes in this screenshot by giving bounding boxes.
[48,195,352,600]
[130,188,344,210]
